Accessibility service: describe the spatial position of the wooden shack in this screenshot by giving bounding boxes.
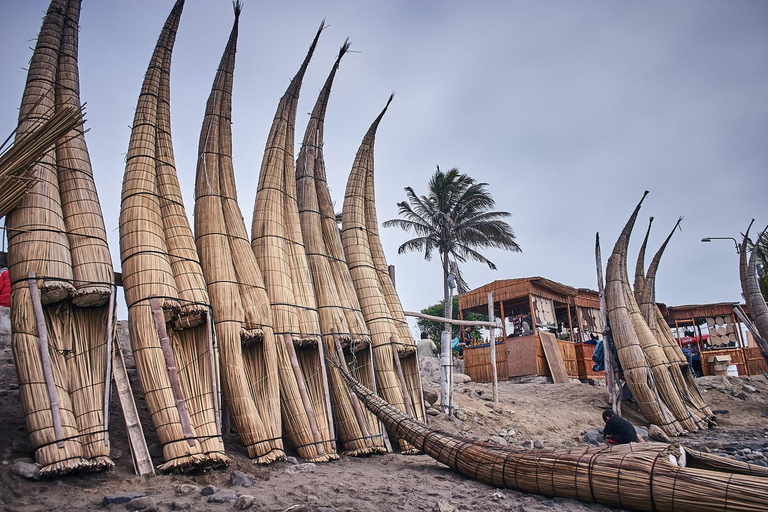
[661,302,768,377]
[459,277,605,382]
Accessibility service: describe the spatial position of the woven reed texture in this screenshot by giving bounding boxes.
[11,286,90,476]
[250,22,336,462]
[55,0,112,307]
[7,0,116,476]
[295,42,385,455]
[332,357,768,512]
[605,193,683,436]
[119,0,228,472]
[342,97,421,453]
[746,230,768,343]
[193,5,284,464]
[6,0,74,304]
[637,219,712,423]
[359,100,425,427]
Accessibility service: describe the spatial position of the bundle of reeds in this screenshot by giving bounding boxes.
[361,122,425,429]
[605,193,683,436]
[119,0,227,472]
[625,218,701,433]
[250,22,336,463]
[745,228,768,344]
[7,0,114,476]
[295,41,385,456]
[0,105,83,218]
[55,0,112,308]
[341,97,423,454]
[636,218,713,424]
[331,357,768,512]
[193,3,284,464]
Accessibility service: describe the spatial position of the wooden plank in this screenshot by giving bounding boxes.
[111,339,154,475]
[540,331,570,383]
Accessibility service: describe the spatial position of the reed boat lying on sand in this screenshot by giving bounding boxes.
[330,356,768,512]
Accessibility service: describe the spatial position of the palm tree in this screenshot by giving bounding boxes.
[383,166,521,329]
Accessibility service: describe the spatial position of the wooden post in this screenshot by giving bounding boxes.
[111,335,154,475]
[500,301,507,338]
[102,285,117,445]
[528,295,538,332]
[149,297,196,446]
[332,329,372,446]
[282,334,325,455]
[595,234,621,416]
[391,337,414,418]
[388,264,396,289]
[26,271,64,448]
[487,291,498,407]
[566,302,575,342]
[575,306,586,343]
[205,307,221,437]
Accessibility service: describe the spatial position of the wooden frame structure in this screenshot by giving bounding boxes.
[458,277,605,382]
[661,302,768,377]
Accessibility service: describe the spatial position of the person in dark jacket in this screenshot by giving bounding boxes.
[602,410,642,444]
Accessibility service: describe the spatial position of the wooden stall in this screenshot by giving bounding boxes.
[662,302,768,377]
[464,341,508,383]
[458,277,604,381]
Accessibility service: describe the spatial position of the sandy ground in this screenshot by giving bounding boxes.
[0,319,766,512]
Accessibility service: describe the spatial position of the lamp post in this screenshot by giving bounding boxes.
[701,237,740,254]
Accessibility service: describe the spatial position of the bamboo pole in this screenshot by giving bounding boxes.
[487,291,498,406]
[391,336,414,418]
[149,297,195,446]
[283,334,325,456]
[27,271,64,448]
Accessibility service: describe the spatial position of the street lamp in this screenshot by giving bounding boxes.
[701,237,740,254]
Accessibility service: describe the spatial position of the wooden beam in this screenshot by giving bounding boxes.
[404,310,497,328]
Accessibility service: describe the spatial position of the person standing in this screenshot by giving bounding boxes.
[416,331,437,358]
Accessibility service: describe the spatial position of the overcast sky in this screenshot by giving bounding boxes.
[2,1,767,328]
